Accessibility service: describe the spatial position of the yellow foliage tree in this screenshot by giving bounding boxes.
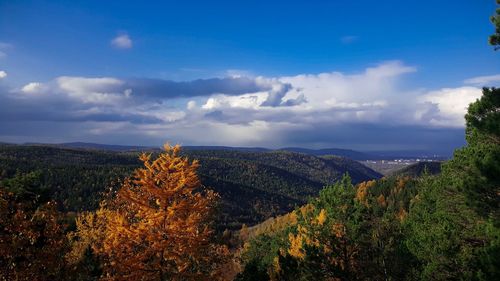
[70,144,228,280]
[66,207,111,266]
[355,180,376,206]
[315,209,327,226]
[377,194,387,208]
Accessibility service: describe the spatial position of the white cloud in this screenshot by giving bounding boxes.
[278,61,415,109]
[189,61,422,135]
[124,88,133,98]
[0,71,6,79]
[203,93,268,110]
[464,74,500,86]
[199,61,415,116]
[0,61,488,150]
[56,76,126,104]
[417,86,482,127]
[21,82,43,93]
[111,34,133,49]
[187,100,197,110]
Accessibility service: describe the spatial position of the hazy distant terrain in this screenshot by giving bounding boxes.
[360,159,443,175]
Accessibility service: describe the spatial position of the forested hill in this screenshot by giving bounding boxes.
[234,88,500,280]
[391,161,442,177]
[0,144,381,229]
[184,149,381,228]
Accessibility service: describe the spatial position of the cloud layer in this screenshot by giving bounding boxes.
[0,61,491,154]
[464,74,500,86]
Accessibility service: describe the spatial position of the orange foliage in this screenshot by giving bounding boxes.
[66,207,111,266]
[377,194,387,208]
[396,207,408,221]
[0,190,68,280]
[288,224,320,260]
[71,144,228,280]
[299,204,313,217]
[288,231,306,260]
[286,209,357,273]
[244,208,300,240]
[316,209,327,226]
[394,176,409,195]
[355,180,376,206]
[239,224,250,242]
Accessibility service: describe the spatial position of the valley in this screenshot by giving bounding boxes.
[0,143,383,230]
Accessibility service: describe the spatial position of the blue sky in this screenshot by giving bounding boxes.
[0,0,499,154]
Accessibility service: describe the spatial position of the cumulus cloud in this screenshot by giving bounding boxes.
[464,74,500,86]
[111,34,133,49]
[0,71,6,79]
[279,61,415,108]
[0,61,488,153]
[56,76,126,104]
[21,82,42,93]
[260,82,294,107]
[0,75,282,130]
[417,87,482,127]
[16,76,270,105]
[198,60,417,127]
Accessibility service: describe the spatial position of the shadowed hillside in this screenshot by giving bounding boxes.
[0,144,381,229]
[391,161,442,177]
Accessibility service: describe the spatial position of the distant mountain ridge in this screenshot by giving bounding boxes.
[18,142,447,160]
[24,142,157,152]
[279,147,378,160]
[20,142,385,160]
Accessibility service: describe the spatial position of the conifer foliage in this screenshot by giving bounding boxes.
[69,144,228,280]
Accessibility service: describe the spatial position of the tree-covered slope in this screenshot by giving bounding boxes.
[236,87,500,281]
[0,145,381,229]
[391,161,442,177]
[187,149,382,228]
[185,149,381,185]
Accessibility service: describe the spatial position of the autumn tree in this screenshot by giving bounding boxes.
[66,207,111,280]
[237,174,420,281]
[0,188,68,281]
[68,144,228,280]
[259,174,363,280]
